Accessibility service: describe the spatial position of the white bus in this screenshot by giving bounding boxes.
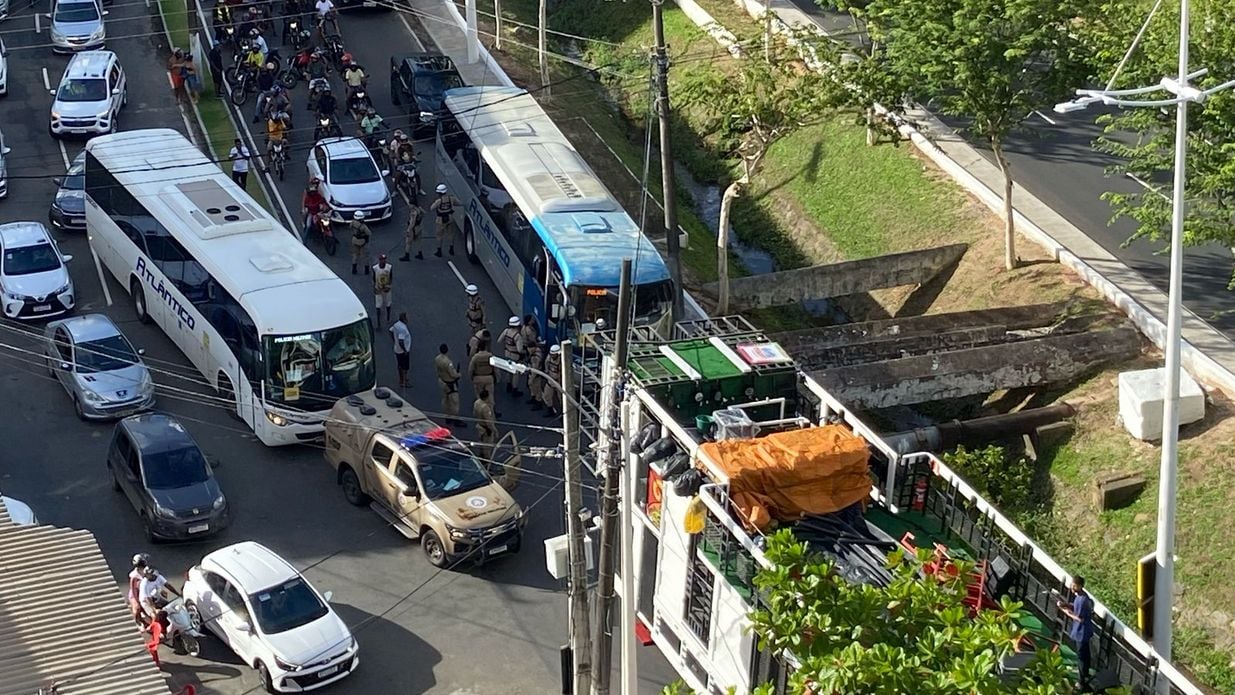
[436,87,674,343]
[85,129,375,446]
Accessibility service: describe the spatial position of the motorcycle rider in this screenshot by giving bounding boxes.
[301,177,329,240]
[266,111,290,167]
[249,27,269,61]
[138,565,181,623]
[306,50,330,110]
[242,41,265,74]
[212,1,233,45]
[316,82,337,117]
[359,107,383,138]
[347,82,372,119]
[252,62,278,123]
[342,57,366,101]
[265,84,291,120]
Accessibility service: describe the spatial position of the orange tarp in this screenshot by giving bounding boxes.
[700,425,872,531]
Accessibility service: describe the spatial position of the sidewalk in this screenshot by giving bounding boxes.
[407,0,514,87]
[742,0,1235,398]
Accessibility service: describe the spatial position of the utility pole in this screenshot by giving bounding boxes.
[652,0,683,321]
[494,0,503,50]
[591,260,634,695]
[561,338,592,695]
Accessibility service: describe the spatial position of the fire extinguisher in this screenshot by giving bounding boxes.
[911,476,929,512]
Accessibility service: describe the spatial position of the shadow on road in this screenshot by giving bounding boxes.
[332,601,442,693]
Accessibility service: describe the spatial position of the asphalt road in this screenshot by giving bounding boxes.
[790,0,1235,334]
[0,3,675,693]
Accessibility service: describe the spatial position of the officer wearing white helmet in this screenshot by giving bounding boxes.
[541,343,563,417]
[464,283,485,333]
[432,183,461,257]
[496,315,524,396]
[349,210,372,274]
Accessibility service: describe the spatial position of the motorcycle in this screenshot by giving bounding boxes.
[322,33,346,71]
[228,66,258,105]
[347,89,373,121]
[278,51,309,88]
[269,139,288,180]
[306,214,339,255]
[393,156,419,203]
[158,596,203,657]
[314,112,342,142]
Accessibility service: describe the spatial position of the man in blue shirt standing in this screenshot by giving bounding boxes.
[1058,575,1095,690]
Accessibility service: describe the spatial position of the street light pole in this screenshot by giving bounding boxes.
[1054,0,1235,671]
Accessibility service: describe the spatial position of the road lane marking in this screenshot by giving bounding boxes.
[41,66,49,92]
[34,12,39,33]
[398,13,425,51]
[446,260,467,288]
[57,141,69,169]
[1126,172,1170,201]
[1034,110,1056,125]
[90,248,113,307]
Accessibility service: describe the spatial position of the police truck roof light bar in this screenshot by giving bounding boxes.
[400,426,451,449]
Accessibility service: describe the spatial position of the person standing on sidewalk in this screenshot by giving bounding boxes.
[207,43,225,98]
[167,49,186,102]
[372,254,393,326]
[228,139,251,189]
[497,316,524,397]
[1057,576,1094,690]
[182,53,201,103]
[464,284,485,334]
[468,335,498,417]
[431,183,460,257]
[434,343,465,428]
[389,312,411,389]
[349,211,371,275]
[398,202,423,261]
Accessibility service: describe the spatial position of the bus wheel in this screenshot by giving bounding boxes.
[464,221,479,265]
[130,279,152,324]
[219,374,241,421]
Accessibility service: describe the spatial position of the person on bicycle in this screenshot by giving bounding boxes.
[342,58,366,100]
[302,177,329,240]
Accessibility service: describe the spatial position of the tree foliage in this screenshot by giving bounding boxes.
[1089,0,1235,282]
[747,530,1075,694]
[845,0,1094,269]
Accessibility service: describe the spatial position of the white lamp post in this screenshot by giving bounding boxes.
[1055,0,1235,668]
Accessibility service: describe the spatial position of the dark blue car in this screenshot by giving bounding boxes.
[49,151,85,232]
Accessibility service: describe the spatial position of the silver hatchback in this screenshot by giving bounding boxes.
[48,0,106,54]
[44,313,155,420]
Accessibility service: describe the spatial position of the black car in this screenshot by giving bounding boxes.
[107,413,230,542]
[390,53,463,137]
[49,151,86,232]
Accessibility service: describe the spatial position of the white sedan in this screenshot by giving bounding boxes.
[183,541,359,693]
[307,137,392,223]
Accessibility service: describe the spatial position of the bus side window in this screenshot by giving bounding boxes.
[85,152,116,213]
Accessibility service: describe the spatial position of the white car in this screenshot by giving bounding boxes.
[0,222,75,320]
[0,39,9,96]
[49,50,126,137]
[307,137,392,223]
[183,542,359,693]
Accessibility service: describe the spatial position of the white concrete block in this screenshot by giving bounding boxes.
[1118,368,1205,441]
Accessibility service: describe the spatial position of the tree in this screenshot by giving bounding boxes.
[1090,0,1235,283]
[849,0,1093,270]
[678,31,845,313]
[747,530,1076,694]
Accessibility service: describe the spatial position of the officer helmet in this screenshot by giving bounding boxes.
[132,553,149,568]
[465,284,478,296]
[435,183,447,194]
[550,344,562,355]
[353,210,365,220]
[508,316,521,327]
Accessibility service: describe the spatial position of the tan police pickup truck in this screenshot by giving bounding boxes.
[324,388,525,568]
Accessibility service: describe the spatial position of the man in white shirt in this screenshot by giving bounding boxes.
[314,0,338,34]
[389,311,411,388]
[138,566,180,620]
[229,138,251,190]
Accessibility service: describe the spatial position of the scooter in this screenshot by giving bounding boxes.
[315,112,342,141]
[159,597,203,657]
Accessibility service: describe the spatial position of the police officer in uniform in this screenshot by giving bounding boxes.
[467,327,490,359]
[497,315,524,396]
[434,343,465,427]
[468,336,499,417]
[473,387,498,461]
[525,339,546,409]
[349,210,371,275]
[398,202,423,261]
[518,315,539,395]
[432,183,461,257]
[465,284,485,333]
[541,343,562,418]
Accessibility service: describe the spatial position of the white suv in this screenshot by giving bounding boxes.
[49,50,125,137]
[183,542,359,692]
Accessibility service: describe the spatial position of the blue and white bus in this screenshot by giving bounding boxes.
[435,86,673,341]
[85,129,375,446]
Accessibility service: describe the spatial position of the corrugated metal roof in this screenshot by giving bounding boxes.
[0,516,172,695]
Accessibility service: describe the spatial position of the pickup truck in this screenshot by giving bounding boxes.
[324,388,524,568]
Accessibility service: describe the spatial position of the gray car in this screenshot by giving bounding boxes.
[44,313,154,420]
[108,413,230,542]
[48,0,106,54]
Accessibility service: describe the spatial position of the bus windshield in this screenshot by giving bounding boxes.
[263,318,375,410]
[573,279,673,329]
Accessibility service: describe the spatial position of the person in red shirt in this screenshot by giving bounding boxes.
[301,178,329,241]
